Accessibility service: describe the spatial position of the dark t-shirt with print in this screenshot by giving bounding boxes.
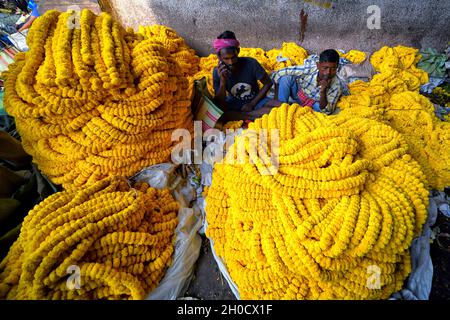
[213,57,266,108]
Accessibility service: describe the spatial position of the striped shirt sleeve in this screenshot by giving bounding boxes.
[271,65,309,84]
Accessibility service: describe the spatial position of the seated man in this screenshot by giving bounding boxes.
[269,49,348,115]
[212,31,274,121]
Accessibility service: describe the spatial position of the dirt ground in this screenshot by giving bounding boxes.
[183,235,236,300]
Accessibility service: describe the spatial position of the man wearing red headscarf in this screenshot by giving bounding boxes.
[212,31,274,121]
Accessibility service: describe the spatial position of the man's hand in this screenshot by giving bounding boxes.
[319,78,331,92]
[318,78,331,110]
[218,61,230,83]
[241,102,255,112]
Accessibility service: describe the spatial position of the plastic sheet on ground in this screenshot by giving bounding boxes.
[7,30,28,52]
[439,203,450,218]
[430,190,450,219]
[420,77,445,94]
[433,103,450,121]
[388,191,440,300]
[130,163,203,300]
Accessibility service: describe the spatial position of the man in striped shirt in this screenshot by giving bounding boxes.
[269,49,349,115]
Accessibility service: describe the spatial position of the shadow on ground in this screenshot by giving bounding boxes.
[430,212,450,300]
[183,235,235,300]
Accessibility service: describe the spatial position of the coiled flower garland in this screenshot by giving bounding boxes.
[205,104,429,299]
[339,49,367,64]
[3,9,196,190]
[138,25,200,104]
[387,91,450,190]
[336,45,449,190]
[0,176,179,300]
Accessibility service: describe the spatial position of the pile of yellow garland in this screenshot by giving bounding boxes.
[0,176,178,300]
[206,104,429,299]
[137,25,200,104]
[3,9,196,190]
[266,42,309,70]
[335,45,449,190]
[339,49,367,64]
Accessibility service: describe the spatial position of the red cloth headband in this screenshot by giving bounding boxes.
[213,39,240,53]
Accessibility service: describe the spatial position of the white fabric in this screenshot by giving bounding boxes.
[130,163,203,300]
[8,30,28,51]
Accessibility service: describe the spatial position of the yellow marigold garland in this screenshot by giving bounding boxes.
[0,177,178,300]
[3,10,196,190]
[387,91,450,190]
[335,45,449,190]
[222,120,244,130]
[339,49,367,64]
[205,104,429,299]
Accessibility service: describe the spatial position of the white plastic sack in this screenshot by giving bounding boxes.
[197,163,214,235]
[338,57,375,83]
[8,30,28,51]
[130,163,203,300]
[147,207,202,300]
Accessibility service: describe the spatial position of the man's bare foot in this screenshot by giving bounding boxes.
[247,106,273,119]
